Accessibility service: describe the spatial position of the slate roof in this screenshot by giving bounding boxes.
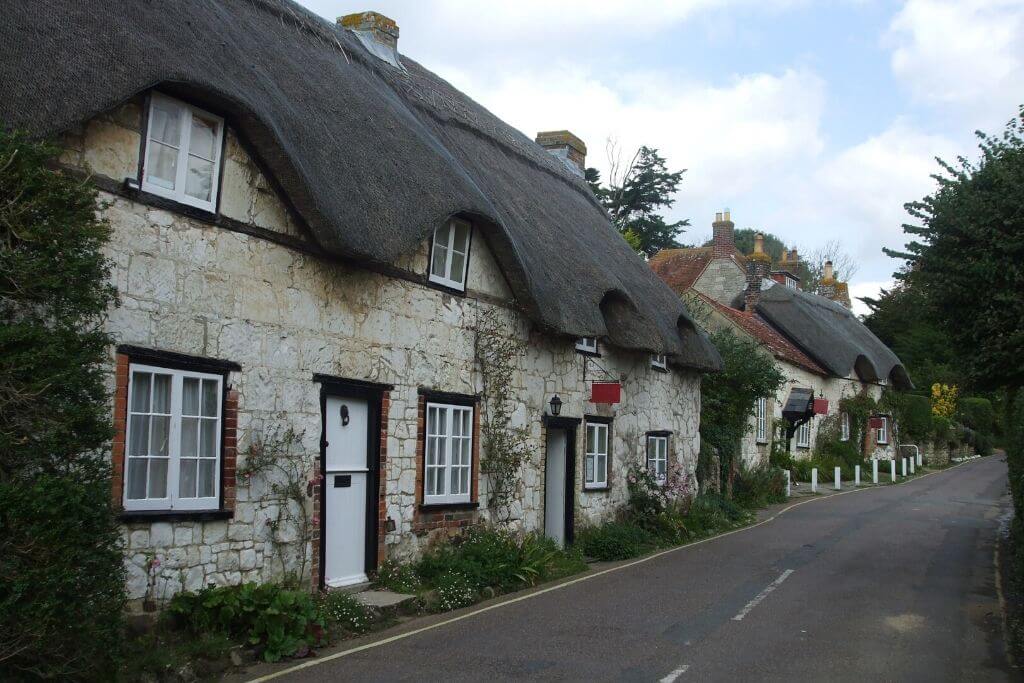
[0,0,721,372]
[694,293,829,376]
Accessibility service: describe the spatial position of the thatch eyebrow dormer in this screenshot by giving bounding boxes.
[0,0,720,372]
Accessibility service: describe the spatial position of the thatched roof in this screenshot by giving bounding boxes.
[753,284,912,389]
[0,0,721,371]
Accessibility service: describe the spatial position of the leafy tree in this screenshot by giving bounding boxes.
[588,144,689,257]
[0,131,125,679]
[700,329,785,494]
[703,228,788,262]
[886,106,1024,393]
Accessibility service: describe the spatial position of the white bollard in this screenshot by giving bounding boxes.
[902,458,907,477]
[872,459,879,484]
[917,451,922,467]
[812,468,818,493]
[890,460,896,482]
[785,469,791,498]
[855,465,861,487]
[834,466,841,490]
[909,458,915,474]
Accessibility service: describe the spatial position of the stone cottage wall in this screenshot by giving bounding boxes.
[61,97,703,603]
[694,258,746,305]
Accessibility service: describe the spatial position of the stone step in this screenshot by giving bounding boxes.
[353,589,418,616]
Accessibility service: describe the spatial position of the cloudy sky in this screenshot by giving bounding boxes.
[300,0,1024,314]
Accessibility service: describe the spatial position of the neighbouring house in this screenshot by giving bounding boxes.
[651,213,911,468]
[0,3,721,604]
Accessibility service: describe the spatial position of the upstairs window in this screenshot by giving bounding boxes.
[840,412,850,441]
[142,93,224,212]
[424,402,474,505]
[651,354,668,371]
[584,420,610,489]
[429,219,472,291]
[646,434,668,485]
[785,276,798,289]
[796,421,811,448]
[124,364,223,511]
[876,416,889,445]
[755,397,768,443]
[575,337,598,355]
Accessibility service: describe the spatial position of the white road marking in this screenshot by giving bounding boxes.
[732,569,794,621]
[660,664,690,682]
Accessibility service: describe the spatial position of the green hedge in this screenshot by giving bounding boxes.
[960,397,995,454]
[900,394,934,443]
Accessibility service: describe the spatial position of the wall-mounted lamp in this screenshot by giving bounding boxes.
[549,394,562,417]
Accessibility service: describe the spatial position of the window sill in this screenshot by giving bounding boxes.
[418,501,479,512]
[575,349,601,358]
[650,366,669,373]
[119,509,234,523]
[583,485,610,493]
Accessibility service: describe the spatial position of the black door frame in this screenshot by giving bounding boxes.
[314,374,392,589]
[542,415,581,545]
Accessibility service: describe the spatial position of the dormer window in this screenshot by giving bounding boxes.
[142,93,224,212]
[575,337,598,355]
[429,219,471,291]
[651,354,668,371]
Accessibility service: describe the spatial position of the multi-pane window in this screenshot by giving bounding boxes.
[755,397,768,443]
[796,420,811,448]
[651,354,668,371]
[429,219,471,290]
[876,416,889,444]
[785,276,798,289]
[575,337,598,354]
[124,364,222,511]
[646,434,668,484]
[424,403,474,504]
[584,421,609,489]
[840,412,851,441]
[142,93,224,212]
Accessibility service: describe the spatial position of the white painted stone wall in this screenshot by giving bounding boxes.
[61,97,703,601]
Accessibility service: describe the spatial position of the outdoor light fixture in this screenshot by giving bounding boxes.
[549,394,562,417]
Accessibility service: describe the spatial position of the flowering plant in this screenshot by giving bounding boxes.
[931,383,959,419]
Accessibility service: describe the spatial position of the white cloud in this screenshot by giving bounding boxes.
[849,279,892,317]
[888,0,1024,123]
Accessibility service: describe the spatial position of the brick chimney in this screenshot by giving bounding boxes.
[711,210,735,259]
[819,260,837,300]
[339,11,399,50]
[744,232,772,310]
[535,131,587,177]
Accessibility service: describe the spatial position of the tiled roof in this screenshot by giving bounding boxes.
[649,246,746,295]
[695,292,829,376]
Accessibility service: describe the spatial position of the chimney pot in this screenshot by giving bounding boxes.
[822,259,835,283]
[535,130,587,176]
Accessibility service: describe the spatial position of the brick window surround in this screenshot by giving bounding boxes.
[111,346,240,519]
[413,390,481,535]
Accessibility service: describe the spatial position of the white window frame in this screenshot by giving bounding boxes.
[423,402,474,505]
[428,219,472,291]
[651,354,668,371]
[646,434,668,485]
[876,416,889,445]
[840,412,850,442]
[575,337,598,354]
[785,276,798,289]
[123,363,223,512]
[141,93,225,212]
[755,397,768,443]
[796,420,811,448]
[584,420,610,489]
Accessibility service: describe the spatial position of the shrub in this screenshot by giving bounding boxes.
[681,494,752,538]
[431,571,478,613]
[316,591,372,635]
[575,521,658,561]
[960,397,995,455]
[374,560,422,594]
[733,467,787,509]
[0,131,124,680]
[899,394,934,443]
[167,583,326,662]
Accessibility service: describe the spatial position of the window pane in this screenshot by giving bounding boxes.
[181,417,199,458]
[146,141,178,189]
[150,103,182,146]
[131,373,151,412]
[598,454,607,482]
[185,156,215,202]
[200,419,217,458]
[129,415,150,456]
[182,377,200,416]
[586,426,596,453]
[449,251,465,284]
[597,426,607,454]
[585,454,594,482]
[450,467,461,496]
[426,468,437,496]
[148,457,168,498]
[430,239,449,278]
[153,374,171,413]
[179,458,197,498]
[201,379,219,416]
[452,221,469,254]
[189,114,218,160]
[126,458,148,499]
[199,459,216,498]
[151,415,170,457]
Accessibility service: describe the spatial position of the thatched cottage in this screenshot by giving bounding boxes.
[0,2,722,602]
[651,213,910,469]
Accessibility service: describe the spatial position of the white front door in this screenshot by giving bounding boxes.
[544,429,567,547]
[324,395,369,588]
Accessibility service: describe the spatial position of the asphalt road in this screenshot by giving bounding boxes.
[257,456,1013,682]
